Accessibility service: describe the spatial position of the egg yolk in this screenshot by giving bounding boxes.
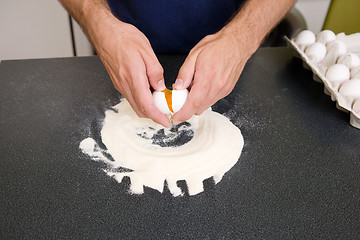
[162,88,173,113]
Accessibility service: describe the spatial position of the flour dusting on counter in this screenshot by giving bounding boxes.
[80,99,244,196]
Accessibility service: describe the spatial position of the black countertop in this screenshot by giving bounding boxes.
[1,47,359,239]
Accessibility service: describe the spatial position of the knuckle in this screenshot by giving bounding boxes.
[203,34,215,42]
[190,98,202,110]
[138,104,147,115]
[135,111,143,118]
[189,47,197,55]
[195,109,205,116]
[118,71,126,82]
[216,77,227,90]
[224,87,232,96]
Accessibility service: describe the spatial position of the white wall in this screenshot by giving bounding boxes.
[295,0,332,34]
[0,0,332,61]
[0,0,73,60]
[71,18,94,57]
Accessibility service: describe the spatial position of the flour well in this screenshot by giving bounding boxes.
[80,99,244,196]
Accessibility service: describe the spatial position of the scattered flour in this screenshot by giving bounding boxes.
[80,99,244,196]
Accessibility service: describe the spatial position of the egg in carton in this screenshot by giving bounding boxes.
[285,30,360,129]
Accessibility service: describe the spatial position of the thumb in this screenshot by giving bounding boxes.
[173,52,198,90]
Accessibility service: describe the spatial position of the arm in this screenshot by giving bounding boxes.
[172,0,296,125]
[58,0,171,127]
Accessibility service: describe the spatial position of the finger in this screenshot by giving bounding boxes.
[140,48,166,92]
[172,71,212,125]
[103,58,147,118]
[130,70,171,128]
[138,49,173,126]
[116,52,169,126]
[173,50,199,90]
[120,76,147,118]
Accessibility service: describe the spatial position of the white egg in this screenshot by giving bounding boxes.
[337,53,360,70]
[304,42,327,64]
[325,64,350,89]
[153,91,171,115]
[351,66,360,79]
[294,30,316,47]
[153,89,188,115]
[339,79,360,108]
[316,30,336,44]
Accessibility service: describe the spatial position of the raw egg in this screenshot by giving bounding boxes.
[294,30,316,47]
[153,88,188,115]
[325,64,350,89]
[316,30,336,44]
[339,79,360,108]
[305,42,327,64]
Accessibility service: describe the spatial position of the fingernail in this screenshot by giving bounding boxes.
[173,79,184,90]
[157,79,166,91]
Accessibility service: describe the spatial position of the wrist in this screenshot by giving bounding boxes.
[221,23,261,60]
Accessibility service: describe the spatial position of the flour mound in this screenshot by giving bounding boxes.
[80,100,244,196]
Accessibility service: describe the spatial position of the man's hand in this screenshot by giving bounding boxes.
[59,0,295,127]
[172,29,249,125]
[93,20,170,127]
[59,0,171,127]
[172,0,295,125]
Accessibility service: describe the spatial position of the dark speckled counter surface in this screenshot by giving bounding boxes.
[1,47,360,239]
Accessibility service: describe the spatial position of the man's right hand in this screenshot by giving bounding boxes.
[92,18,171,127]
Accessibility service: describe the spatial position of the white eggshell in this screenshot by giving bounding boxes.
[325,64,350,90]
[153,91,171,115]
[305,42,327,64]
[172,89,189,113]
[337,53,360,70]
[339,79,360,108]
[316,30,336,44]
[351,66,360,79]
[294,30,316,46]
[326,64,350,82]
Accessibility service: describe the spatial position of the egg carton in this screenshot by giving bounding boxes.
[285,30,360,129]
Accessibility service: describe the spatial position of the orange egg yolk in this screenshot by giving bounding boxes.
[162,88,173,113]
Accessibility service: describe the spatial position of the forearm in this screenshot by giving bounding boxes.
[223,0,296,57]
[58,0,117,47]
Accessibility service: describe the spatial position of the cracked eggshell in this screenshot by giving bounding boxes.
[152,89,189,115]
[153,91,171,115]
[338,79,360,109]
[325,64,350,90]
[294,30,316,49]
[172,89,189,113]
[316,30,336,44]
[305,42,327,64]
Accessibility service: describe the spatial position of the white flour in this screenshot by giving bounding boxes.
[80,99,244,196]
